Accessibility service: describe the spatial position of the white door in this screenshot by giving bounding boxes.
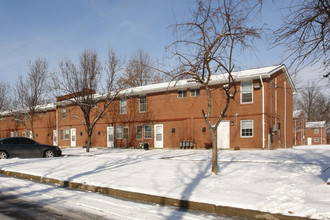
[53,130,58,146]
[154,124,163,149]
[307,137,312,145]
[107,126,114,148]
[217,121,230,149]
[71,128,76,147]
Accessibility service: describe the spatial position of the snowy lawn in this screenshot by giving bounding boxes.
[0,145,329,219]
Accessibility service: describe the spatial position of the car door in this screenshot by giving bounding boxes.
[3,138,23,157]
[19,138,39,157]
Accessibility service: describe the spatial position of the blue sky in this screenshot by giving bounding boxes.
[0,0,327,89]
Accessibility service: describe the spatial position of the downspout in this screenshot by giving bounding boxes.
[56,105,58,146]
[284,82,287,148]
[321,126,323,145]
[260,75,265,149]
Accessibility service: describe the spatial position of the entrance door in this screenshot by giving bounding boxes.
[307,137,312,145]
[53,130,58,146]
[107,126,114,148]
[154,124,163,148]
[217,121,230,149]
[71,128,76,147]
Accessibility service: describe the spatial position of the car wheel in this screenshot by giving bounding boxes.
[44,150,54,158]
[0,151,8,159]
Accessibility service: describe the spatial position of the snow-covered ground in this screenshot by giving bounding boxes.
[0,145,329,219]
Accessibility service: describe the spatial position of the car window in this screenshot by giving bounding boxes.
[3,138,20,144]
[19,138,36,145]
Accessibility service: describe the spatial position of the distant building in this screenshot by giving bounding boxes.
[0,65,296,149]
[305,121,327,145]
[293,110,305,146]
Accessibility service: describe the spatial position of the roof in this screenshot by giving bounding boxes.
[0,103,56,117]
[306,121,326,128]
[293,110,303,119]
[119,64,296,97]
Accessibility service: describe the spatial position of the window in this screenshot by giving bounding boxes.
[120,98,127,114]
[315,137,319,142]
[241,82,253,103]
[139,96,147,112]
[136,126,143,140]
[123,127,129,139]
[61,106,66,119]
[144,125,152,139]
[177,90,187,98]
[20,138,35,145]
[190,88,200,97]
[116,126,123,139]
[314,128,319,134]
[241,120,253,137]
[64,129,69,140]
[60,130,63,140]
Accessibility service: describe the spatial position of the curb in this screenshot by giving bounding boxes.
[0,170,311,220]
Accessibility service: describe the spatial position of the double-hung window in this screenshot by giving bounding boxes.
[116,126,123,139]
[178,90,187,98]
[314,128,319,134]
[144,125,152,139]
[241,120,253,137]
[64,128,70,140]
[136,126,143,140]
[190,88,200,97]
[123,127,129,139]
[120,98,127,114]
[139,96,147,113]
[241,82,253,103]
[61,106,66,119]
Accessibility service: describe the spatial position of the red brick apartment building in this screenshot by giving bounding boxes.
[0,65,296,149]
[304,121,327,145]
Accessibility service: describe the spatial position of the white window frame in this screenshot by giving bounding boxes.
[177,90,187,98]
[120,98,127,114]
[64,128,70,140]
[144,125,152,139]
[314,128,319,134]
[240,81,253,104]
[136,126,143,140]
[315,137,319,142]
[61,106,66,119]
[241,120,253,137]
[116,126,123,139]
[139,95,147,113]
[190,88,200,97]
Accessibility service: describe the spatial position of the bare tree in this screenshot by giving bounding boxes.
[53,49,120,152]
[296,81,329,123]
[15,58,49,140]
[168,0,261,174]
[0,82,10,111]
[118,49,163,88]
[273,0,329,75]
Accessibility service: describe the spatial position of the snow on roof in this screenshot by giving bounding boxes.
[120,64,295,97]
[0,103,56,116]
[293,110,303,119]
[305,121,326,128]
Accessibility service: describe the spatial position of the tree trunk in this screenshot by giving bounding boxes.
[86,134,91,152]
[210,128,218,175]
[30,115,35,140]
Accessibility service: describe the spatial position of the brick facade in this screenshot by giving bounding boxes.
[0,65,296,149]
